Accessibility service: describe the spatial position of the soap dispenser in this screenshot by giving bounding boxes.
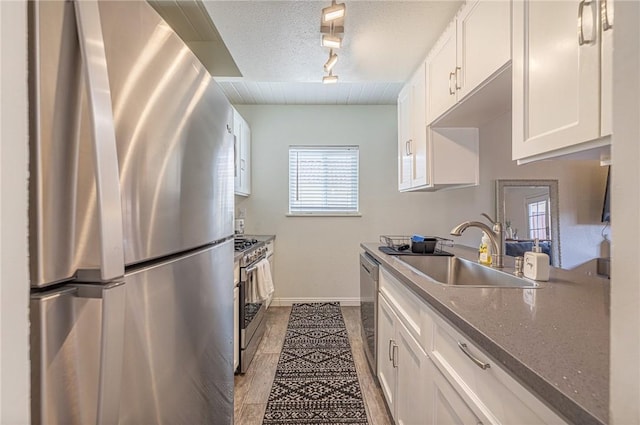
[478,232,492,266]
[523,239,550,281]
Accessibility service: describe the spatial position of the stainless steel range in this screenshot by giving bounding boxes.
[235,237,268,373]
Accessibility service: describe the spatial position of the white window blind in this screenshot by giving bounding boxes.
[288,146,359,214]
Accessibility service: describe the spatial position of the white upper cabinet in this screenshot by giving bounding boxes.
[426,24,458,124]
[456,0,511,100]
[397,64,479,192]
[426,0,511,124]
[398,63,429,192]
[233,108,251,196]
[512,0,613,163]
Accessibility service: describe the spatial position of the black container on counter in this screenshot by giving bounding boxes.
[411,238,438,254]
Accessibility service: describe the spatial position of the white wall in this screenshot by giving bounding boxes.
[235,105,607,304]
[0,1,30,423]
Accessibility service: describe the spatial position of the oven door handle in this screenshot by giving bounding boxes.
[245,258,266,274]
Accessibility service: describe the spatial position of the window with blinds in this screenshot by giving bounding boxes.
[288,146,359,215]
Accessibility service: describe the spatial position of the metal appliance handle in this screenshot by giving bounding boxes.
[245,257,267,274]
[74,0,124,282]
[457,342,491,370]
[74,282,126,425]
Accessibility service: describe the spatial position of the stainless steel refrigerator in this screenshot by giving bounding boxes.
[28,1,234,424]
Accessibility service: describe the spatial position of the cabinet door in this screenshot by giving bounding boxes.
[233,110,251,196]
[398,85,412,191]
[396,322,430,425]
[456,0,510,99]
[377,295,397,419]
[426,23,457,124]
[241,122,251,195]
[512,0,600,160]
[410,62,429,189]
[233,109,242,194]
[430,361,482,425]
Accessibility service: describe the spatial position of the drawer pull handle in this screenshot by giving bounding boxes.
[458,342,490,370]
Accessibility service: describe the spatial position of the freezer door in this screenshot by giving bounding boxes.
[118,240,234,424]
[30,282,126,425]
[99,1,235,265]
[29,0,234,287]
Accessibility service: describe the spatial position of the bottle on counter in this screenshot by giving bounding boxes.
[523,238,550,281]
[478,232,492,266]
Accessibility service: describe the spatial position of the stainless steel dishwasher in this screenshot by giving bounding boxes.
[360,252,379,377]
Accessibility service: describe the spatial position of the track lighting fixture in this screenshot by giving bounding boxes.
[322,71,338,84]
[324,50,338,73]
[321,34,342,49]
[322,1,346,24]
[320,1,345,83]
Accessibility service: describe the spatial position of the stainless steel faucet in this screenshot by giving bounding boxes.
[450,213,504,268]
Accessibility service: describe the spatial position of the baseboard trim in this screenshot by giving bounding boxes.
[272,297,361,307]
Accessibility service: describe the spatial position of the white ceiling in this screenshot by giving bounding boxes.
[168,1,465,105]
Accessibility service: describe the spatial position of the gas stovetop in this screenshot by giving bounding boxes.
[234,237,259,252]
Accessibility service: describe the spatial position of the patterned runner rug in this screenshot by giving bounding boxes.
[263,302,369,425]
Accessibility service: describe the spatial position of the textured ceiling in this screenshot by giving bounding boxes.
[200,1,464,105]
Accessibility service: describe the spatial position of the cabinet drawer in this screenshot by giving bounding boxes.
[430,315,567,424]
[379,268,433,351]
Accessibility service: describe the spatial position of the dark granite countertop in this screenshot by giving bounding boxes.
[361,242,609,425]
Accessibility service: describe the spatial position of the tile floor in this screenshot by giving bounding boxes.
[233,306,393,425]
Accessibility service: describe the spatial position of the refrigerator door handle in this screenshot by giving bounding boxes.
[74,0,125,282]
[74,282,126,425]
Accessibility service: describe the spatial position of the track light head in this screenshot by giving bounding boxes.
[321,34,342,49]
[322,2,346,23]
[324,51,338,73]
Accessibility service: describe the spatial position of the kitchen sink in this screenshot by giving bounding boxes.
[396,255,539,288]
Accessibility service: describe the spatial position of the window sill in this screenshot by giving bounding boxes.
[286,212,362,217]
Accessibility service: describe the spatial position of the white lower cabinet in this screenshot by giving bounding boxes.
[430,360,481,425]
[377,294,429,424]
[429,311,567,425]
[377,266,567,425]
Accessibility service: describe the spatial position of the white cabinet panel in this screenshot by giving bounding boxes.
[457,0,511,100]
[233,108,251,196]
[397,85,412,192]
[377,295,397,419]
[397,63,429,191]
[426,0,511,125]
[512,0,611,162]
[430,309,567,425]
[396,323,429,425]
[430,361,481,425]
[378,292,430,424]
[426,23,457,124]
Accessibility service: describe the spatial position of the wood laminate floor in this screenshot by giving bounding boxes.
[234,306,393,425]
